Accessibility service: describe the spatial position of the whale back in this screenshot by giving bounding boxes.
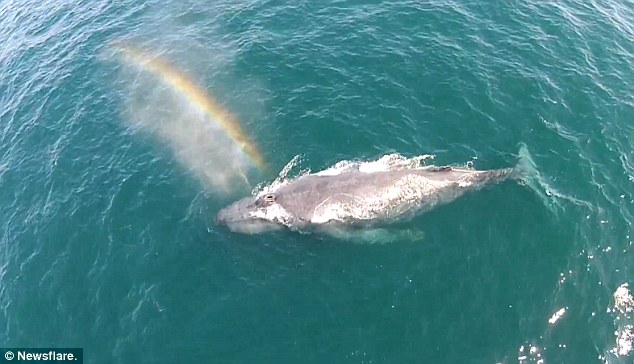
[272,167,514,226]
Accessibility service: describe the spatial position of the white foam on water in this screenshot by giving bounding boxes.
[517,343,545,364]
[548,307,567,325]
[254,153,436,197]
[315,153,435,176]
[614,283,634,314]
[604,283,634,361]
[253,154,306,196]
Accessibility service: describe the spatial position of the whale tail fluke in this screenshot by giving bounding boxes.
[512,143,538,181]
[511,143,580,214]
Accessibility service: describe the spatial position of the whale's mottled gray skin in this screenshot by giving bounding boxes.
[216,165,516,237]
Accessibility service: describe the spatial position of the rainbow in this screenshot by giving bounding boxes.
[110,41,266,170]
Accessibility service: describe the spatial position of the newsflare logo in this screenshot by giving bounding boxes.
[0,348,82,363]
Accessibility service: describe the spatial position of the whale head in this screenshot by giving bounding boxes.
[216,193,286,234]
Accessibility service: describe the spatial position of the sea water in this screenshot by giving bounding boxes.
[0,0,632,363]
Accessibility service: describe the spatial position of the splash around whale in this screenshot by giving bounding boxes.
[216,150,532,243]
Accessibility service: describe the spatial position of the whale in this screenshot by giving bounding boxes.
[216,154,523,242]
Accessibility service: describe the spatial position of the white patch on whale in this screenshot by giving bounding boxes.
[310,175,451,224]
[249,203,294,227]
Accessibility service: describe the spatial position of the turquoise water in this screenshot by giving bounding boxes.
[1,0,633,363]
